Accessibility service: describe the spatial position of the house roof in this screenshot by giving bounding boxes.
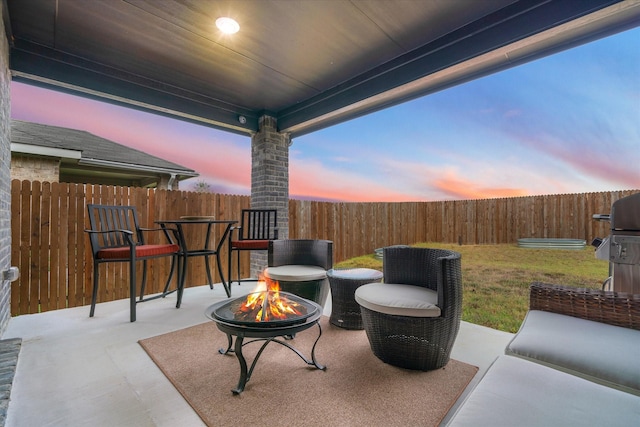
[6,1,639,139]
[11,120,198,183]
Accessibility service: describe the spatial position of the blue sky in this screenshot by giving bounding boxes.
[11,26,639,202]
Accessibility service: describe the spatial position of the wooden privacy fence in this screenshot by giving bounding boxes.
[10,180,639,316]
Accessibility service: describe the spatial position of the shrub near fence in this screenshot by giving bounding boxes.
[10,179,639,316]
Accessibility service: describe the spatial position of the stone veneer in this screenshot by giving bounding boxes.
[250,116,290,277]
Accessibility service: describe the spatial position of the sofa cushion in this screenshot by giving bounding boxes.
[446,355,640,427]
[263,265,327,282]
[355,283,440,317]
[506,310,640,395]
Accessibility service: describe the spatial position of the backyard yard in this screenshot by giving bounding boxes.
[335,242,609,333]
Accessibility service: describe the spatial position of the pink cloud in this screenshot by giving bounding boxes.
[431,176,528,200]
[289,159,416,202]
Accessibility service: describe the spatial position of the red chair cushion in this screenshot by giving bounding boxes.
[96,244,179,260]
[231,240,269,250]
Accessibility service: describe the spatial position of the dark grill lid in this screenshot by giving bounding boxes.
[611,193,640,231]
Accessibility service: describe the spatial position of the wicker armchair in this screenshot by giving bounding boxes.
[529,282,640,330]
[265,239,333,306]
[355,246,462,371]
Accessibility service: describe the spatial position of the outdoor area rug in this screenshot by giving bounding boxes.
[139,316,478,427]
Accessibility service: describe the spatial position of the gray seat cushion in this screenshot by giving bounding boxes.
[354,283,440,317]
[506,310,640,395]
[264,265,327,281]
[446,355,640,427]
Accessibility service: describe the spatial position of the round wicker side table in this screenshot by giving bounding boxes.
[327,268,383,329]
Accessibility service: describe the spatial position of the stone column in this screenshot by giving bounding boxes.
[250,115,289,277]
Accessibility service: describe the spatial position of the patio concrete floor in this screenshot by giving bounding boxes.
[2,282,513,426]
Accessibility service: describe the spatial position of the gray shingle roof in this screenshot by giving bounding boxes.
[11,120,197,174]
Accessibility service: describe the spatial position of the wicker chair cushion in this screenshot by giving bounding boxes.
[355,283,440,317]
[264,265,327,281]
[506,310,640,395]
[96,244,180,260]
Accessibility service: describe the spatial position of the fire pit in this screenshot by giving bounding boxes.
[205,277,325,394]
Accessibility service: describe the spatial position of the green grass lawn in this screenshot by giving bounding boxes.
[335,243,609,333]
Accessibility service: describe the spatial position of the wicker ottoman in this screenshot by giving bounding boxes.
[327,268,383,329]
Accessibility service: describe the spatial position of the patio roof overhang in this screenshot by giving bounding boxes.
[5,0,639,139]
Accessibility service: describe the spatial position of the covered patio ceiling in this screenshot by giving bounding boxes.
[4,0,640,138]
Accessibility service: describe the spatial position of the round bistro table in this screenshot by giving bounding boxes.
[327,268,383,329]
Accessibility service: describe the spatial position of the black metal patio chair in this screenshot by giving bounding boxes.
[85,204,180,322]
[227,208,278,285]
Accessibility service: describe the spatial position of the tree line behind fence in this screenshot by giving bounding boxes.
[10,179,638,316]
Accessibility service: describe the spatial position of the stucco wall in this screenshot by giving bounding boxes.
[0,8,14,335]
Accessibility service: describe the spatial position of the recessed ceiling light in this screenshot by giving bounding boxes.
[216,17,240,35]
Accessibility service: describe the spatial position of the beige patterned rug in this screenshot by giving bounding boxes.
[139,316,477,427]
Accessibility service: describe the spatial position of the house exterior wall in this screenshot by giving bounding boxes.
[1,9,13,335]
[157,174,179,190]
[10,154,60,183]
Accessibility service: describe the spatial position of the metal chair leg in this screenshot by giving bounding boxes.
[130,257,137,323]
[162,255,178,295]
[204,255,214,289]
[90,263,100,317]
[139,260,148,301]
[176,255,186,308]
[236,250,241,285]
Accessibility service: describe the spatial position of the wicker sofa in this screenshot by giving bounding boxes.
[446,282,640,426]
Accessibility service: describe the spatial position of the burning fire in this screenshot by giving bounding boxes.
[237,274,305,322]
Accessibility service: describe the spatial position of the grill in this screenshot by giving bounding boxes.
[592,193,640,293]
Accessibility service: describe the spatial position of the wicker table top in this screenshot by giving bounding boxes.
[327,268,383,280]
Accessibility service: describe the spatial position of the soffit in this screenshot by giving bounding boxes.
[5,0,639,137]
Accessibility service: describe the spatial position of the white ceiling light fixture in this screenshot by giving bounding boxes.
[216,17,240,34]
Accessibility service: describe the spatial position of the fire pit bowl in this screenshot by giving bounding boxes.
[210,290,319,328]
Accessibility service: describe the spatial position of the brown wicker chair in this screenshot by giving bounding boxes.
[355,246,462,371]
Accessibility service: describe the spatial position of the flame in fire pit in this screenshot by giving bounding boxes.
[236,275,306,322]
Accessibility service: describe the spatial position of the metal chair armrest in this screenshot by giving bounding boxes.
[85,228,134,236]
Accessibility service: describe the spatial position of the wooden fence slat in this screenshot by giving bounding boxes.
[29,181,42,314]
[39,182,51,312]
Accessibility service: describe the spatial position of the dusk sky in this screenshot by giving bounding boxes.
[11,27,639,202]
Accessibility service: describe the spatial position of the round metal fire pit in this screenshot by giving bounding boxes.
[210,290,319,327]
[205,293,325,394]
